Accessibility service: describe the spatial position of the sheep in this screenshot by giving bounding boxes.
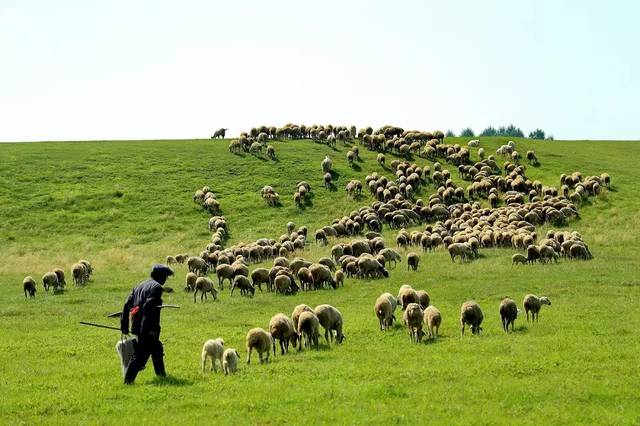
[72,263,88,286]
[423,306,441,339]
[23,276,36,298]
[212,127,228,139]
[377,153,385,167]
[416,290,430,309]
[222,348,240,375]
[188,256,208,276]
[231,275,255,297]
[216,264,234,289]
[194,277,218,302]
[402,303,424,343]
[314,304,345,344]
[269,313,298,355]
[79,260,93,277]
[318,257,336,272]
[309,264,336,289]
[324,172,332,189]
[42,272,59,293]
[448,242,473,263]
[374,293,397,330]
[321,156,332,173]
[315,229,328,246]
[201,338,225,373]
[291,304,314,332]
[539,245,558,263]
[250,268,270,292]
[274,274,298,295]
[166,255,177,265]
[286,221,296,233]
[185,272,197,292]
[398,285,419,310]
[407,252,420,271]
[334,270,345,287]
[478,147,485,159]
[467,139,480,147]
[246,328,273,364]
[297,267,314,291]
[460,301,484,336]
[523,294,551,322]
[53,268,66,288]
[297,311,320,350]
[175,254,189,264]
[499,297,518,332]
[512,253,528,265]
[266,144,275,159]
[357,256,389,279]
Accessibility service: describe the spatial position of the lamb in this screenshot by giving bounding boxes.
[402,303,424,343]
[269,313,298,355]
[512,253,528,265]
[374,293,397,330]
[377,153,385,166]
[423,306,441,339]
[42,272,59,293]
[23,276,36,298]
[297,311,320,350]
[185,272,197,292]
[246,328,273,364]
[324,172,332,189]
[201,338,225,373]
[334,270,345,287]
[194,277,218,302]
[460,301,484,336]
[166,255,177,265]
[291,304,314,331]
[222,348,240,375]
[523,294,551,322]
[398,285,419,310]
[72,263,88,286]
[231,275,255,297]
[407,252,420,271]
[266,144,275,159]
[314,304,345,344]
[297,267,314,291]
[415,290,430,309]
[499,297,518,332]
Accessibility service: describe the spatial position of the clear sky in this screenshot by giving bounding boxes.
[1,0,638,141]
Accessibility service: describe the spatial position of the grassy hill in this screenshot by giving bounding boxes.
[1,137,639,424]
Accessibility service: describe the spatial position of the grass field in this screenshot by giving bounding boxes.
[1,137,639,424]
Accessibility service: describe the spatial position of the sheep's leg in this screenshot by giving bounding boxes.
[202,356,207,373]
[246,347,252,364]
[193,290,198,304]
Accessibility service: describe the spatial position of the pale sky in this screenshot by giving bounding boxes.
[1,0,638,141]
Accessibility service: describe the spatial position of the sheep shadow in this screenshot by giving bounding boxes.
[150,375,193,387]
[329,170,340,179]
[350,163,362,172]
[271,157,280,163]
[326,183,338,192]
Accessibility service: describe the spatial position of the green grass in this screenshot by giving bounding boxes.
[1,137,640,424]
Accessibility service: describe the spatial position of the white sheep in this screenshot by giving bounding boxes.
[222,348,240,375]
[201,338,225,373]
[423,306,441,339]
[374,292,397,330]
[246,328,273,364]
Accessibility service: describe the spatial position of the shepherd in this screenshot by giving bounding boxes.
[120,264,174,384]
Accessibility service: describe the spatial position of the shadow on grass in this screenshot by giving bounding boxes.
[150,375,193,387]
[351,163,362,172]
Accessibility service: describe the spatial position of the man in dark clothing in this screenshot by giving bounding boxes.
[120,264,174,384]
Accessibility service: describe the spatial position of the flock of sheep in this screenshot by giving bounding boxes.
[22,260,93,298]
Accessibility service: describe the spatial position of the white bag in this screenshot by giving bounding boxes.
[115,337,137,377]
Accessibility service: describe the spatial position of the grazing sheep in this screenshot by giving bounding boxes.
[499,298,518,332]
[297,267,314,291]
[398,285,419,310]
[185,272,197,292]
[188,256,208,276]
[309,264,336,289]
[53,268,66,288]
[250,268,270,292]
[523,294,551,322]
[314,304,345,344]
[402,303,424,343]
[166,255,177,265]
[460,301,484,336]
[448,242,474,263]
[407,252,420,271]
[512,253,528,265]
[321,156,332,173]
[42,272,59,293]
[222,348,240,375]
[269,313,298,355]
[315,229,328,246]
[23,276,36,298]
[324,172,332,188]
[416,290,430,309]
[246,328,273,364]
[297,311,320,350]
[374,293,398,330]
[201,338,225,373]
[231,275,255,297]
[266,144,275,159]
[72,263,88,286]
[212,127,228,139]
[377,153,385,166]
[423,306,441,339]
[216,264,234,289]
[292,304,314,331]
[194,277,218,303]
[79,260,93,277]
[334,270,345,287]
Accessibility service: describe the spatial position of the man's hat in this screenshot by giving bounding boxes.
[151,264,174,277]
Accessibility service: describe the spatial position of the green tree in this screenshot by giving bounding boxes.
[529,129,546,139]
[480,126,497,137]
[460,128,475,137]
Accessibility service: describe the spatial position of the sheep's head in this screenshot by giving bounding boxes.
[540,297,551,306]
